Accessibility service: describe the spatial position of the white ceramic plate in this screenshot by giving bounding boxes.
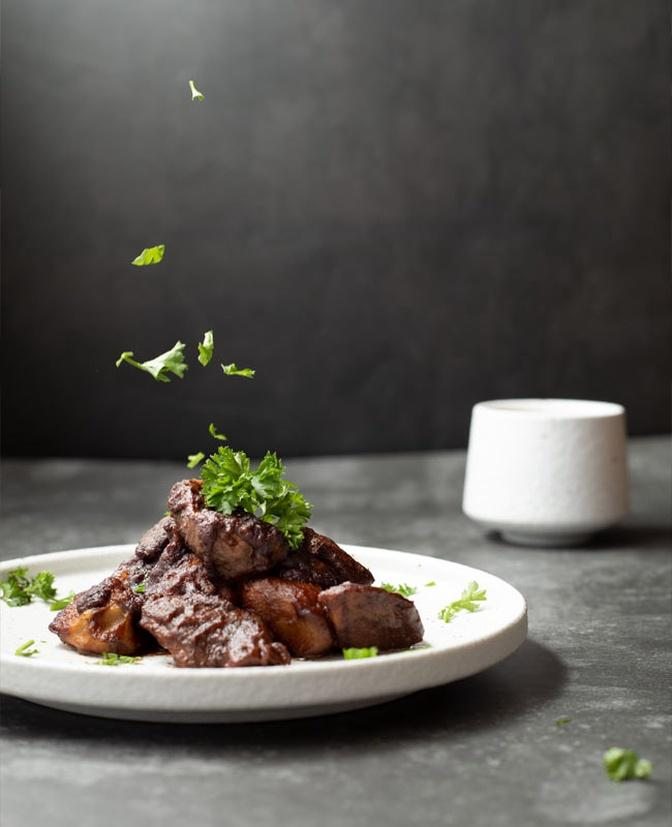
[0,545,527,723]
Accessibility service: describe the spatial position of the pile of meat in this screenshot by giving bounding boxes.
[49,480,424,667]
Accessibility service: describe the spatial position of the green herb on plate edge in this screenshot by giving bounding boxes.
[1,567,74,611]
[343,647,378,660]
[15,640,38,657]
[380,582,417,597]
[438,581,487,623]
[97,653,142,666]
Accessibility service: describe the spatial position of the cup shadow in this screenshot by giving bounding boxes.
[0,639,567,754]
[487,524,671,552]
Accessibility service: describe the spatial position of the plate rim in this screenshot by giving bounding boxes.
[0,544,527,719]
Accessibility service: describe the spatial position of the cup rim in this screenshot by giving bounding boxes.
[473,398,625,420]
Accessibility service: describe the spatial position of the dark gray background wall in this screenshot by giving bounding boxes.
[2,0,670,460]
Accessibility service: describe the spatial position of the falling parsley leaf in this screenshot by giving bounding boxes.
[188,80,205,101]
[15,639,38,657]
[97,652,142,666]
[187,452,205,469]
[208,423,228,441]
[555,717,572,727]
[603,748,652,782]
[131,244,165,266]
[425,580,437,587]
[380,582,417,597]
[198,330,214,366]
[438,581,487,623]
[116,341,188,383]
[201,447,311,549]
[221,363,255,379]
[343,647,378,660]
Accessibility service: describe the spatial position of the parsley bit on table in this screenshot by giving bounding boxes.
[603,748,652,782]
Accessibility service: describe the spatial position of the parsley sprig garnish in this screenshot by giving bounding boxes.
[0,567,74,611]
[200,447,311,549]
[603,748,652,782]
[438,581,487,623]
[380,582,417,597]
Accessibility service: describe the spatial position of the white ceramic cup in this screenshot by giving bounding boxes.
[462,399,629,547]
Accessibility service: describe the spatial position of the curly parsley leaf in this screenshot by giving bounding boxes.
[187,452,205,469]
[438,581,487,623]
[26,571,57,602]
[0,567,32,606]
[343,647,378,660]
[208,423,227,441]
[1,567,71,610]
[221,362,255,379]
[198,330,214,366]
[380,582,417,598]
[97,652,142,666]
[15,640,38,657]
[603,748,652,782]
[116,341,188,383]
[188,80,205,101]
[131,244,165,266]
[132,582,146,594]
[200,447,311,549]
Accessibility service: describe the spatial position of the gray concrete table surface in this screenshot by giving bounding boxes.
[1,436,670,827]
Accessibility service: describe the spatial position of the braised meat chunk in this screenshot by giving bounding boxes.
[168,479,289,580]
[49,555,153,656]
[273,528,374,589]
[49,516,178,656]
[240,578,335,658]
[141,592,290,667]
[318,582,424,651]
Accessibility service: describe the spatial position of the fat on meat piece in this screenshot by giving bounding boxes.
[239,578,335,658]
[48,516,177,655]
[318,582,424,651]
[273,528,374,589]
[140,592,290,667]
[168,479,289,580]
